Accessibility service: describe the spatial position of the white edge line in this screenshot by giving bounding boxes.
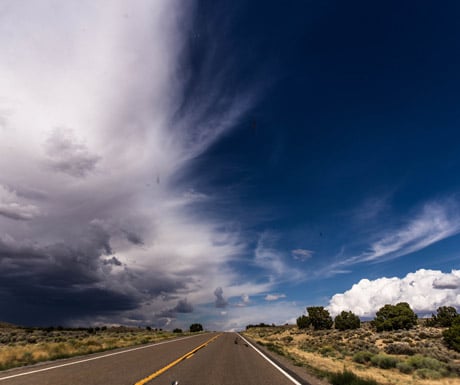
[238,333,302,385]
[0,333,208,381]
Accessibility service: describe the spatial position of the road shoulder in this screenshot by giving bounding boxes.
[239,334,330,385]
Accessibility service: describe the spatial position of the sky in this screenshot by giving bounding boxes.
[1,0,460,331]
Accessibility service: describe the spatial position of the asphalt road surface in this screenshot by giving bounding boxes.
[0,332,307,385]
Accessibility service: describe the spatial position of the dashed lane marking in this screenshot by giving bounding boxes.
[134,334,221,385]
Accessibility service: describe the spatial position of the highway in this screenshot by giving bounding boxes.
[0,332,309,385]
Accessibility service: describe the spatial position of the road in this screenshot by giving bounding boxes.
[0,332,308,385]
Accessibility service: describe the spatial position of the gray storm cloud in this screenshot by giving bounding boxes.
[0,0,259,327]
[0,202,41,221]
[44,128,101,178]
[214,287,228,309]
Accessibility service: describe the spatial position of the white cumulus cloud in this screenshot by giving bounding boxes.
[327,269,460,317]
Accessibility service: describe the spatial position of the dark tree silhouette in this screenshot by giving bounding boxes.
[306,306,333,330]
[189,323,203,332]
[296,315,311,329]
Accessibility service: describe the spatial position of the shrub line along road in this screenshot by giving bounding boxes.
[0,332,310,385]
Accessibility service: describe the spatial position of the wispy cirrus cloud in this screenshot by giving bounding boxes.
[339,200,460,267]
[292,248,314,261]
[254,232,304,283]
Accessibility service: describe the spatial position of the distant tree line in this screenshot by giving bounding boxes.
[295,304,460,352]
[246,323,273,330]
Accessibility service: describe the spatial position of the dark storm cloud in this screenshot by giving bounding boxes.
[0,233,194,325]
[123,230,144,246]
[0,237,139,325]
[0,282,138,326]
[158,298,194,318]
[214,287,228,308]
[4,184,48,201]
[44,128,100,178]
[88,221,113,256]
[0,235,106,288]
[103,256,122,266]
[174,298,193,313]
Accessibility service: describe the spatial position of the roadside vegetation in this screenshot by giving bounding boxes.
[0,323,185,371]
[244,304,460,385]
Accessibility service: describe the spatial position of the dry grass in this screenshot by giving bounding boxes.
[243,323,460,385]
[0,324,182,371]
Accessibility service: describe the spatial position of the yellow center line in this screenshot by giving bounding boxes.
[134,333,221,385]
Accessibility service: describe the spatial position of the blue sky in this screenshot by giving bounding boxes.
[1,0,460,330]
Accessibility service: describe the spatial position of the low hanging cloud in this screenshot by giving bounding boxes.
[327,269,460,317]
[158,299,194,318]
[214,287,228,309]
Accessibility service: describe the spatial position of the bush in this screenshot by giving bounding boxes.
[370,354,399,369]
[372,302,418,332]
[396,361,413,374]
[172,328,182,333]
[320,345,335,356]
[282,336,293,344]
[296,315,311,329]
[352,351,374,364]
[405,354,446,371]
[306,306,333,330]
[414,368,443,379]
[335,311,361,331]
[384,342,415,355]
[443,317,460,352]
[397,354,448,377]
[329,370,378,385]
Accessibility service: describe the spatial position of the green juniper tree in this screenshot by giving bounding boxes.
[372,302,417,332]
